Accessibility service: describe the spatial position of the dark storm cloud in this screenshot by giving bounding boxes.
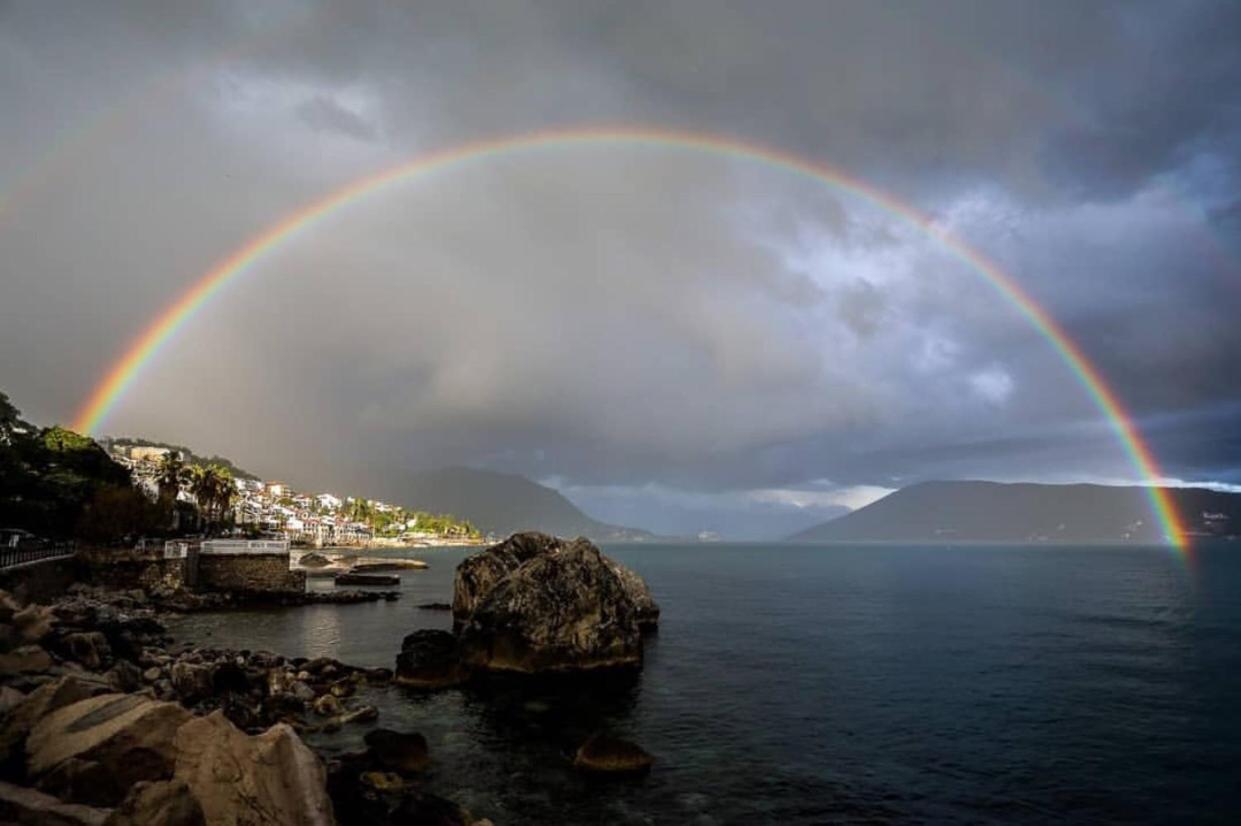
[1,0,1238,537]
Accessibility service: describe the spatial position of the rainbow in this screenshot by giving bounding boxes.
[70,125,1188,549]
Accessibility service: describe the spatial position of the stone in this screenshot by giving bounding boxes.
[173,712,334,826]
[0,590,20,623]
[333,705,378,727]
[289,680,316,702]
[106,779,205,826]
[169,662,213,703]
[359,771,406,792]
[142,667,161,683]
[363,728,430,774]
[312,693,341,717]
[26,694,192,805]
[0,685,26,714]
[36,757,114,807]
[572,733,655,774]
[0,677,100,768]
[394,630,467,688]
[105,661,143,694]
[455,535,645,673]
[0,779,111,826]
[416,602,452,611]
[13,604,57,644]
[0,645,53,676]
[60,633,112,672]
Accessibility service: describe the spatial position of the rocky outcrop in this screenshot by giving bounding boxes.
[173,712,334,826]
[452,534,657,673]
[451,532,563,626]
[607,559,660,631]
[572,733,655,774]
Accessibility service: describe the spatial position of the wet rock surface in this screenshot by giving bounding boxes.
[573,732,656,774]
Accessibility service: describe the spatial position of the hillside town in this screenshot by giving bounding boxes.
[107,441,481,547]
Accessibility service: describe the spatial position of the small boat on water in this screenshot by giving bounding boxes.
[334,572,401,587]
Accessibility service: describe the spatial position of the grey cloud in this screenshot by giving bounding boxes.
[0,1,1238,537]
[295,94,377,141]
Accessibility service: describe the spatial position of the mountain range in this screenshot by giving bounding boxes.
[789,480,1239,544]
[388,467,659,542]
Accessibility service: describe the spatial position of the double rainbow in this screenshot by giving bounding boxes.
[70,125,1188,549]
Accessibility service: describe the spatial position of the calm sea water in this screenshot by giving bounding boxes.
[167,542,1241,825]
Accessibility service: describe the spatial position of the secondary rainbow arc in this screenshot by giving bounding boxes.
[70,125,1188,549]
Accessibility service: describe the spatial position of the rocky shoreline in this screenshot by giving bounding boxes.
[0,532,663,824]
[0,584,489,825]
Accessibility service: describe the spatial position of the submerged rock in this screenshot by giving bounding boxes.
[394,630,466,688]
[363,728,429,775]
[454,535,651,673]
[572,733,655,774]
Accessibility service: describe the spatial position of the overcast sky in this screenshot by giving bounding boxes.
[1,1,1239,538]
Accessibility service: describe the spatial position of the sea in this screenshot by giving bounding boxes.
[166,542,1241,825]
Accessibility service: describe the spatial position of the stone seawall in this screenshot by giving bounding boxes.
[0,556,80,603]
[77,546,185,592]
[198,553,305,594]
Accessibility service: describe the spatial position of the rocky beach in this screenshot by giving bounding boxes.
[0,533,660,825]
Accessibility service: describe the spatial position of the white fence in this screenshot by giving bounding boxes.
[200,539,290,556]
[163,540,190,559]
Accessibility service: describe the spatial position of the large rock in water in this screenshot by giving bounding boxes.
[173,711,334,826]
[452,533,658,673]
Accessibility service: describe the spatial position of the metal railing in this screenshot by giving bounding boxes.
[0,541,76,569]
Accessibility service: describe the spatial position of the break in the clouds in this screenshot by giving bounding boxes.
[1,1,1238,537]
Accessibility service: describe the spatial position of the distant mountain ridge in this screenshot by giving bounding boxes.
[788,481,1240,544]
[393,466,659,542]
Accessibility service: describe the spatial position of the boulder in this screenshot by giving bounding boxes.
[0,685,26,714]
[363,728,429,774]
[572,733,655,774]
[58,633,112,672]
[312,693,342,717]
[105,661,143,694]
[169,662,213,703]
[0,779,111,826]
[0,677,100,769]
[26,694,191,805]
[105,779,204,826]
[173,712,334,826]
[452,532,562,627]
[13,604,57,644]
[455,536,644,673]
[0,645,53,676]
[393,630,466,688]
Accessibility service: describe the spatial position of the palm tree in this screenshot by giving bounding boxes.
[210,465,235,528]
[156,452,185,505]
